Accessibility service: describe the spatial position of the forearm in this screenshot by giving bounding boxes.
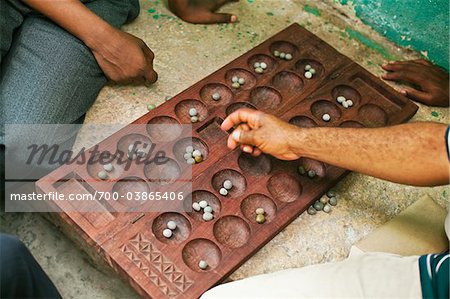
[291,122,449,186]
[22,0,112,48]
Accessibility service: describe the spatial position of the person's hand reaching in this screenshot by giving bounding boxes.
[382,59,449,107]
[89,28,158,85]
[169,0,239,24]
[221,108,302,160]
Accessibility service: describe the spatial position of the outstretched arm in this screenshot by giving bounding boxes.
[221,109,449,187]
[22,0,157,85]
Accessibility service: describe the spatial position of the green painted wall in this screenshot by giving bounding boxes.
[341,0,449,70]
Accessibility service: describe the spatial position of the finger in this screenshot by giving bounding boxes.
[412,59,432,66]
[401,87,432,103]
[381,66,423,85]
[221,108,262,131]
[252,148,262,156]
[143,67,158,85]
[195,11,237,24]
[231,127,255,145]
[142,47,158,84]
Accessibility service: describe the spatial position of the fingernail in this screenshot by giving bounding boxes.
[400,90,407,95]
[230,15,237,23]
[232,130,240,141]
[243,146,252,153]
[389,61,395,64]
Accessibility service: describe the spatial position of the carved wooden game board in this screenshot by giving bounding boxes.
[37,23,418,298]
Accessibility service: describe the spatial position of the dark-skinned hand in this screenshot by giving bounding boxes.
[169,0,239,24]
[382,59,449,107]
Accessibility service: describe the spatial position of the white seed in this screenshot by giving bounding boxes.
[203,212,214,221]
[326,190,336,198]
[342,101,349,108]
[192,202,201,211]
[313,201,324,211]
[162,229,173,238]
[136,149,146,158]
[274,50,280,57]
[310,68,316,75]
[238,77,245,85]
[199,200,208,208]
[212,92,221,101]
[190,116,199,123]
[307,206,317,215]
[260,62,267,69]
[279,52,286,59]
[167,221,177,230]
[98,170,108,180]
[103,163,113,172]
[304,64,312,71]
[183,153,192,160]
[127,152,136,160]
[223,180,233,190]
[337,96,346,103]
[320,197,328,204]
[346,100,353,107]
[255,67,264,73]
[329,197,338,206]
[285,53,293,60]
[186,158,195,165]
[231,82,241,89]
[186,146,194,153]
[231,76,239,83]
[253,62,261,68]
[322,113,331,122]
[323,204,332,213]
[255,208,265,215]
[219,188,228,196]
[304,71,312,79]
[204,206,213,213]
[199,260,208,269]
[189,108,198,116]
[192,150,202,158]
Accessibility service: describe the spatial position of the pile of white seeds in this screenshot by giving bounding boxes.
[162,220,178,238]
[273,50,293,61]
[253,61,268,74]
[192,200,214,221]
[184,146,203,164]
[189,108,199,123]
[303,64,316,79]
[231,76,245,89]
[219,179,233,196]
[97,163,114,180]
[336,96,354,109]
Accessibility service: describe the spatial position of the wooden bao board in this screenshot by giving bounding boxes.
[37,23,418,298]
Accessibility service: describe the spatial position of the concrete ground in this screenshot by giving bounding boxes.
[1,1,448,298]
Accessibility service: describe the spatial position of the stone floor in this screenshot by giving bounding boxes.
[1,1,448,298]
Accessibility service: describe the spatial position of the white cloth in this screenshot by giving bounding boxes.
[201,247,422,298]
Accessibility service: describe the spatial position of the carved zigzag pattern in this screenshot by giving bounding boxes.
[121,233,193,297]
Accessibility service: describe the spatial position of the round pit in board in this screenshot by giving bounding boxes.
[213,216,250,248]
[225,102,257,116]
[200,83,234,105]
[267,173,302,203]
[146,116,182,142]
[174,99,207,124]
[238,153,272,176]
[225,69,257,91]
[212,169,247,198]
[152,212,191,244]
[144,158,181,185]
[182,239,222,272]
[272,71,304,92]
[269,41,298,59]
[297,158,326,181]
[332,85,361,108]
[289,116,317,128]
[311,100,342,123]
[358,104,389,127]
[112,176,149,208]
[249,86,282,111]
[185,190,221,222]
[173,137,209,165]
[241,194,276,224]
